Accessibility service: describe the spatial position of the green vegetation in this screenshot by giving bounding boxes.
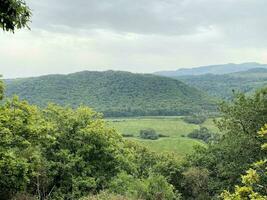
[137,137,204,157]
[0,0,31,32]
[187,127,219,143]
[5,70,216,117]
[108,116,200,138]
[177,68,267,99]
[0,94,182,199]
[0,77,3,100]
[183,88,267,199]
[108,172,179,199]
[3,3,267,199]
[155,62,267,77]
[183,114,207,124]
[139,128,159,140]
[221,124,267,200]
[107,117,210,156]
[1,79,267,199]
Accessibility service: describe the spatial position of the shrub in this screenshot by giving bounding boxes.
[139,129,159,140]
[109,172,180,200]
[181,167,210,200]
[187,127,218,143]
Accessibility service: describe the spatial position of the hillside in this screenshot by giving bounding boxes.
[4,71,216,117]
[176,68,267,99]
[155,62,267,77]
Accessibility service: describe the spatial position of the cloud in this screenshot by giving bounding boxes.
[27,0,267,37]
[0,0,266,78]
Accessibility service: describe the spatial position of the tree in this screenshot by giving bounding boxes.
[0,0,31,32]
[0,96,48,199]
[39,104,130,199]
[221,124,267,200]
[109,172,180,200]
[186,88,267,199]
[181,167,210,200]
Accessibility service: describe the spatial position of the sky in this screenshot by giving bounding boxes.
[1,0,267,78]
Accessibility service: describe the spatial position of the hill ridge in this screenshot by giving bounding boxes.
[155,62,267,77]
[5,70,216,117]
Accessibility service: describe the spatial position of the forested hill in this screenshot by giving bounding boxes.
[4,70,215,117]
[155,62,267,76]
[176,68,267,99]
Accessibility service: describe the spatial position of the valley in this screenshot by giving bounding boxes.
[107,116,218,157]
[2,0,267,198]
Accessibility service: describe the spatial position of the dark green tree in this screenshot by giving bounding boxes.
[221,124,267,200]
[0,0,31,32]
[185,88,267,199]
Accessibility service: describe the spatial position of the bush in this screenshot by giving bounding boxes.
[109,172,180,200]
[187,127,218,143]
[139,129,159,140]
[183,115,207,124]
[181,167,210,200]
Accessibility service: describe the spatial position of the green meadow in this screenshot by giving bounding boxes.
[107,116,218,157]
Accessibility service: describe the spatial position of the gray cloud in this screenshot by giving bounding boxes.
[27,0,267,38]
[0,0,266,78]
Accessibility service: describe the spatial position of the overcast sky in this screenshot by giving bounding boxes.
[1,0,267,78]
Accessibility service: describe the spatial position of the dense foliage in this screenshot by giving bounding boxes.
[187,127,218,143]
[5,71,216,117]
[155,62,267,77]
[177,68,267,100]
[0,0,31,32]
[108,172,179,199]
[221,124,267,199]
[181,88,267,199]
[0,86,182,199]
[2,77,267,199]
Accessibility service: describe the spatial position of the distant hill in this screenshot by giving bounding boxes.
[155,62,267,77]
[175,68,267,99]
[4,71,216,117]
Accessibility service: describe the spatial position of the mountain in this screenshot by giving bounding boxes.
[175,68,267,99]
[155,62,267,77]
[4,70,216,117]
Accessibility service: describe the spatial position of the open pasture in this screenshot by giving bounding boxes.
[107,116,217,156]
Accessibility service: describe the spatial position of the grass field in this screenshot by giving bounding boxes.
[106,116,218,157]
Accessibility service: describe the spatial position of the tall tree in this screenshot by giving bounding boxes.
[0,0,31,32]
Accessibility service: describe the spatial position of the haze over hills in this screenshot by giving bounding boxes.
[155,62,267,77]
[4,70,216,117]
[175,68,267,99]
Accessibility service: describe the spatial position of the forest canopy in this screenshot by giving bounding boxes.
[0,0,31,32]
[1,74,267,199]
